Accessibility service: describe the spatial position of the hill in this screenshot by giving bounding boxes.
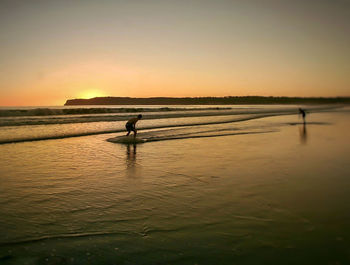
[64,96,350,106]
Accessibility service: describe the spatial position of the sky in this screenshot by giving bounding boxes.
[0,0,349,106]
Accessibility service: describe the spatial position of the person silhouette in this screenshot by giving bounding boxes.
[299,108,306,124]
[125,114,142,138]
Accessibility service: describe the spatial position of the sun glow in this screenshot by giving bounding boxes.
[78,89,107,99]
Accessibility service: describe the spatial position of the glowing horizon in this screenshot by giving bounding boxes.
[1,0,349,106]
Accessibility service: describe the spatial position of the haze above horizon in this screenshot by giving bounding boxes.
[1,0,349,106]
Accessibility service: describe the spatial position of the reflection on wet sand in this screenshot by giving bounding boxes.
[299,123,307,144]
[126,144,137,170]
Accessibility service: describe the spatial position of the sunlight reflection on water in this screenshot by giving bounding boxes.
[0,111,349,264]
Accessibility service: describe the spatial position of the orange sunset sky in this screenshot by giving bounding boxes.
[1,0,349,106]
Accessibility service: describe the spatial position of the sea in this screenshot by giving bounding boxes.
[0,104,349,265]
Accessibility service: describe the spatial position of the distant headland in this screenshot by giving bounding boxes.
[64,96,350,106]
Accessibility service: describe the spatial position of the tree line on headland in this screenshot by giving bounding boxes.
[64,96,350,106]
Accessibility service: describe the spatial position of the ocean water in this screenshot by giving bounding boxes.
[0,104,339,144]
[0,105,349,265]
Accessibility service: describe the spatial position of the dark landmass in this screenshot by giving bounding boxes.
[64,96,350,106]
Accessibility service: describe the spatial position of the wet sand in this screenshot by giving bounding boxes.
[0,110,349,264]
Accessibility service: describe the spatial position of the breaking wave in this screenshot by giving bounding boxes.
[0,105,343,144]
[0,106,231,117]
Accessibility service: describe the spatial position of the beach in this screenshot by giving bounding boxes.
[0,106,349,264]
